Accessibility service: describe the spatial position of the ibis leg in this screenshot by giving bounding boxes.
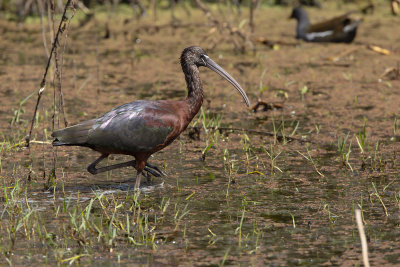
[134,171,142,190]
[87,154,165,177]
[87,154,136,175]
[87,154,109,174]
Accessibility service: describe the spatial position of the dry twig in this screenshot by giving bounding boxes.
[26,0,74,147]
[194,0,253,52]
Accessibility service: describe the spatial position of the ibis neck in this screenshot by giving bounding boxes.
[183,64,204,119]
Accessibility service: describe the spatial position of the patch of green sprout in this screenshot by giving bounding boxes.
[297,146,324,177]
[235,208,245,247]
[262,143,282,175]
[391,116,398,141]
[174,204,190,231]
[322,203,338,224]
[249,221,262,254]
[290,213,296,228]
[342,72,352,81]
[258,68,268,96]
[394,191,400,211]
[219,247,231,267]
[371,182,388,216]
[10,91,35,127]
[191,107,223,160]
[300,85,308,101]
[314,123,321,134]
[207,227,217,246]
[337,133,353,171]
[354,197,366,224]
[370,141,386,171]
[289,120,300,137]
[241,133,258,172]
[223,148,239,197]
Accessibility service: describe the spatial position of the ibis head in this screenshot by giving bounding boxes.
[180,46,250,107]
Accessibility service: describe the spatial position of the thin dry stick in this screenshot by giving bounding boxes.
[22,0,35,19]
[76,0,90,14]
[249,0,259,33]
[151,0,157,21]
[194,0,253,51]
[37,0,50,58]
[26,0,73,147]
[355,209,370,267]
[55,3,77,128]
[51,0,57,131]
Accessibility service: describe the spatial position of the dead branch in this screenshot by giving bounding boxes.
[194,0,253,52]
[26,0,74,147]
[37,0,50,59]
[76,0,90,14]
[249,0,261,33]
[55,2,77,128]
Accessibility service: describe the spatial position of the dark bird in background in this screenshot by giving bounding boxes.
[52,46,250,190]
[289,6,361,43]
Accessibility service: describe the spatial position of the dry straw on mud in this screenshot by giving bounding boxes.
[355,209,370,267]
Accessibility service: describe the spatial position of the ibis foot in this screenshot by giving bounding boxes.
[145,162,167,176]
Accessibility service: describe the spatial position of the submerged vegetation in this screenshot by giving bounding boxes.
[0,0,400,265]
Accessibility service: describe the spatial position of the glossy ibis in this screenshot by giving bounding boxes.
[52,46,250,189]
[290,6,361,43]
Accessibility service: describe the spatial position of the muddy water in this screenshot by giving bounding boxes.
[1,3,400,266]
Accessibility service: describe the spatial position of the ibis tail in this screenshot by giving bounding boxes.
[52,119,95,146]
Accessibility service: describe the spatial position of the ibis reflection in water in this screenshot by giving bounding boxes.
[52,46,250,190]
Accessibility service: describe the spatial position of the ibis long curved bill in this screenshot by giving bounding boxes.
[203,55,250,107]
